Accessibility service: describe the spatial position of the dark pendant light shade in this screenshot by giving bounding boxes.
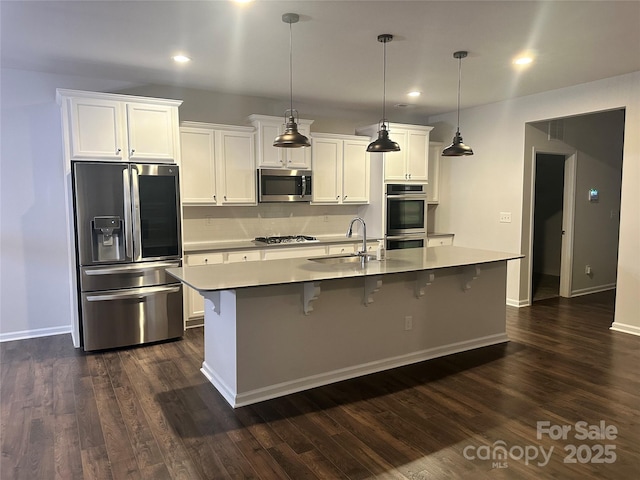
[442,51,474,157]
[367,123,400,152]
[442,131,473,156]
[274,13,310,148]
[274,110,311,148]
[367,34,400,153]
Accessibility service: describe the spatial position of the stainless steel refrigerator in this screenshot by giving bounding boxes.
[72,162,183,351]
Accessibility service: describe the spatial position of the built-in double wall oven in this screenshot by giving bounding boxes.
[385,183,427,250]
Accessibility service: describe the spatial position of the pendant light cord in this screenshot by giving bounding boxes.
[382,38,387,124]
[289,20,294,114]
[456,55,461,134]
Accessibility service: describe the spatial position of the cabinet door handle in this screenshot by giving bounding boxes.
[224,195,227,201]
[336,195,339,200]
[130,149,135,156]
[116,148,121,154]
[408,173,412,179]
[213,195,217,201]
[344,195,348,200]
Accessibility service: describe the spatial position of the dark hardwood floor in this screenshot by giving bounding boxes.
[2,290,638,479]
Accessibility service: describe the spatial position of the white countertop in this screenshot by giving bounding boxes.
[167,246,522,292]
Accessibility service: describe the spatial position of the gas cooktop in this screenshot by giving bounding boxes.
[254,235,318,245]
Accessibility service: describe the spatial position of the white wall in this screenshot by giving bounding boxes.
[0,69,140,340]
[429,72,640,333]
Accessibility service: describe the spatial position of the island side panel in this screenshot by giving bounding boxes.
[201,290,239,406]
[230,261,508,406]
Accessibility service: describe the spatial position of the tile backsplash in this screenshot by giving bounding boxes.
[183,204,361,243]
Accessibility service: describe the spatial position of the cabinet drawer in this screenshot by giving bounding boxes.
[185,252,225,266]
[427,236,454,247]
[328,244,356,255]
[263,246,327,261]
[226,250,262,263]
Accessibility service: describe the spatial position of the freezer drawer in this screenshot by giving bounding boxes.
[81,283,183,351]
[80,260,181,292]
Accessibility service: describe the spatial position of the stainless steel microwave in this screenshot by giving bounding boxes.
[258,169,312,202]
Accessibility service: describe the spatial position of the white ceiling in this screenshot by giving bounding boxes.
[2,0,639,117]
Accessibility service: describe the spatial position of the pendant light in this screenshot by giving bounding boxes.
[442,51,474,156]
[367,34,400,153]
[273,13,310,148]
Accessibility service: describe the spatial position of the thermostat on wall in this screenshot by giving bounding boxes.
[588,188,599,202]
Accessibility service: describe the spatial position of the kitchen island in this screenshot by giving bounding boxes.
[167,246,522,408]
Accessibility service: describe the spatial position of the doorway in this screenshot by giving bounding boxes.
[532,154,567,301]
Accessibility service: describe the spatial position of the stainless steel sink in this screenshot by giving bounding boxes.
[308,253,376,264]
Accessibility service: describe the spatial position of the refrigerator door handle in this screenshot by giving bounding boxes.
[131,166,142,261]
[85,285,181,302]
[123,167,134,260]
[84,261,181,276]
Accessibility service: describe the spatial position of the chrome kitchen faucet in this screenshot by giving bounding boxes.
[346,217,368,261]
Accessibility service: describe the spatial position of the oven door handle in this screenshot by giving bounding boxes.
[386,233,427,240]
[386,194,428,200]
[85,285,181,302]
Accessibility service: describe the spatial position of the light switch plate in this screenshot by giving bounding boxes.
[499,212,512,223]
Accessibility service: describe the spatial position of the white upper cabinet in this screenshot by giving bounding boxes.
[217,129,256,204]
[427,141,442,203]
[311,133,370,204]
[248,114,314,169]
[180,122,256,206]
[126,103,177,162]
[57,89,181,163]
[356,123,433,182]
[180,127,217,204]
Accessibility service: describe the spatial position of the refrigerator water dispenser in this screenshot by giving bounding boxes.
[92,216,123,262]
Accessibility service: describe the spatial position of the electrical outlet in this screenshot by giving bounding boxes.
[585,265,592,275]
[404,316,413,331]
[323,215,329,223]
[205,215,215,226]
[499,212,512,223]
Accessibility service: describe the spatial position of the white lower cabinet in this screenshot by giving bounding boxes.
[427,235,454,247]
[263,246,327,261]
[184,252,224,320]
[227,250,262,263]
[328,244,356,255]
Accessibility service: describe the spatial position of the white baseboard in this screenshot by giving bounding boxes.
[570,283,616,297]
[610,322,640,336]
[200,362,237,407]
[204,333,509,408]
[508,298,530,307]
[0,325,72,343]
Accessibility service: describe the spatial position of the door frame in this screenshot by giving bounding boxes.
[528,149,577,301]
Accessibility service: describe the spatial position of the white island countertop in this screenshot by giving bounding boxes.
[167,246,522,292]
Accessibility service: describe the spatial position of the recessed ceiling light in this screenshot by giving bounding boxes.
[172,55,191,63]
[513,55,533,66]
[513,50,535,67]
[407,91,421,97]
